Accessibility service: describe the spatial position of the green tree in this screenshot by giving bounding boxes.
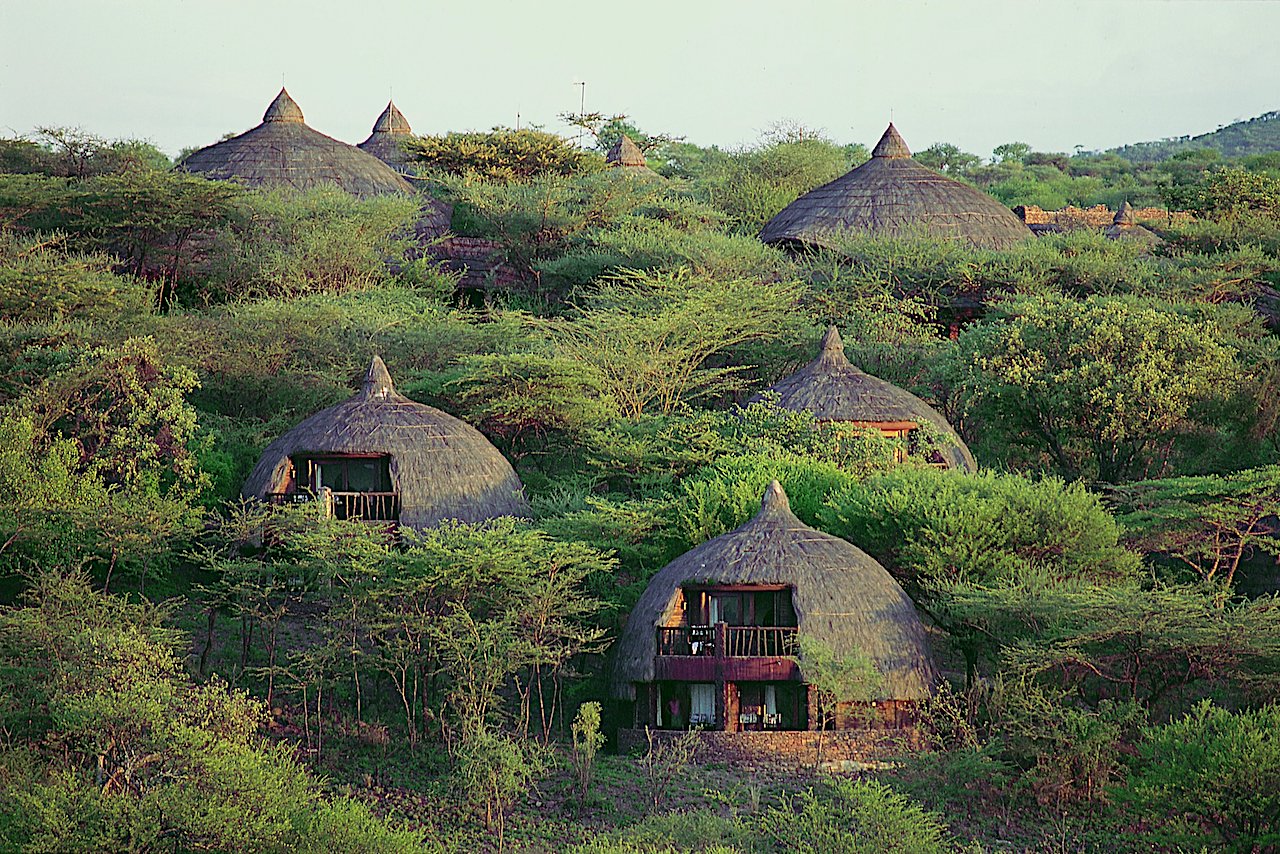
[956,294,1244,482]
[404,128,600,182]
[1110,466,1280,587]
[793,635,883,769]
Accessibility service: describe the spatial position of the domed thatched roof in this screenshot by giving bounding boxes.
[759,123,1031,251]
[181,89,415,198]
[241,356,529,528]
[611,481,936,701]
[358,101,414,172]
[755,326,976,471]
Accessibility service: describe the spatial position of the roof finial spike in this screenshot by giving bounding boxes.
[760,480,791,514]
[872,123,911,160]
[362,355,395,398]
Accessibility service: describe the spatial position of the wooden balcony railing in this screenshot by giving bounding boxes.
[267,490,401,522]
[656,624,797,658]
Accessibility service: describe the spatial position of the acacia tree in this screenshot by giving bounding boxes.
[1110,466,1280,587]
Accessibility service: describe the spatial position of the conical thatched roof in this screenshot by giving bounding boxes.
[754,326,976,471]
[606,134,647,168]
[358,101,414,172]
[241,356,529,528]
[759,123,1031,251]
[181,89,415,198]
[1104,200,1161,247]
[611,481,936,701]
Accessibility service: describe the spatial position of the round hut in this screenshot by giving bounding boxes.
[358,100,414,173]
[759,123,1031,251]
[241,356,529,529]
[612,481,935,739]
[1104,201,1161,247]
[757,326,976,472]
[180,89,415,198]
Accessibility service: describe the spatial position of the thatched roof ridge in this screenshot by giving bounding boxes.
[1114,201,1135,226]
[359,101,416,172]
[871,123,911,159]
[753,326,976,471]
[263,88,305,123]
[758,124,1031,251]
[181,90,414,198]
[373,101,412,134]
[611,481,937,701]
[241,356,529,528]
[606,134,647,167]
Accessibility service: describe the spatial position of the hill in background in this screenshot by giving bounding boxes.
[1111,110,1280,162]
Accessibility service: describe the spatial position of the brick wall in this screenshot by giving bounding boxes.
[429,236,524,290]
[617,726,924,767]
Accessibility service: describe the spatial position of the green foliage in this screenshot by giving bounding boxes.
[695,137,859,234]
[754,778,949,854]
[1111,465,1280,587]
[991,679,1144,804]
[944,582,1280,707]
[542,268,804,417]
[819,467,1140,592]
[18,336,204,495]
[956,293,1247,481]
[1121,700,1280,852]
[0,232,154,324]
[794,635,882,767]
[404,128,601,182]
[0,571,422,853]
[570,701,605,803]
[196,186,433,303]
[0,170,244,305]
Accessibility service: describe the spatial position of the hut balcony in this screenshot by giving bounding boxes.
[267,489,401,523]
[654,623,801,683]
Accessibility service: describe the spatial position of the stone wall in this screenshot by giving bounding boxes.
[430,236,523,290]
[1016,204,1191,230]
[617,726,923,768]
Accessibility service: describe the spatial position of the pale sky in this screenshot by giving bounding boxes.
[2,0,1278,160]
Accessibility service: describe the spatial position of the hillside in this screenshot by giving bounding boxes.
[1111,109,1280,161]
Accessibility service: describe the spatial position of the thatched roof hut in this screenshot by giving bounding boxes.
[606,134,647,167]
[611,481,936,701]
[604,133,662,180]
[358,101,414,173]
[241,356,529,528]
[181,89,415,198]
[1104,201,1161,247]
[756,326,976,471]
[759,123,1031,251]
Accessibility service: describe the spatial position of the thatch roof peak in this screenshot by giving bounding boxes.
[816,325,853,367]
[606,134,647,168]
[371,101,412,135]
[361,355,395,399]
[1114,200,1135,225]
[759,480,791,516]
[263,88,305,124]
[872,123,911,160]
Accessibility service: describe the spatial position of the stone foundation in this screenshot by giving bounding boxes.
[617,726,923,767]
